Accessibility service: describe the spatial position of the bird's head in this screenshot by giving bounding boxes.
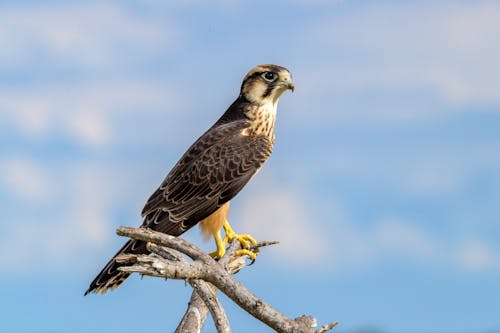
[240,64,294,106]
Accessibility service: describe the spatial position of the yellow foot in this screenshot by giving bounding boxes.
[208,220,259,260]
[223,233,257,249]
[209,249,224,259]
[235,249,257,260]
[222,220,259,259]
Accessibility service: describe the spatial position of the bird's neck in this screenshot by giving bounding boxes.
[243,102,277,142]
[215,95,278,143]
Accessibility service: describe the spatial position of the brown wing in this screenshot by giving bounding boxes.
[140,120,273,237]
[85,120,272,295]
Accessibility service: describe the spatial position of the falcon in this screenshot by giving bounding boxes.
[85,64,294,295]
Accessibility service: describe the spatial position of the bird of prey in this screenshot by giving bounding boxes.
[85,64,294,295]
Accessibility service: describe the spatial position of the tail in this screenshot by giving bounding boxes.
[84,239,149,295]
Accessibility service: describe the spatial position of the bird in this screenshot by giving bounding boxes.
[85,64,294,295]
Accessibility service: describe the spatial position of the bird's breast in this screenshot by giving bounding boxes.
[242,104,277,142]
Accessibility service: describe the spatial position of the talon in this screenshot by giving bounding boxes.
[223,233,257,249]
[235,249,257,260]
[223,220,259,259]
[209,220,260,260]
[209,249,225,259]
[237,234,257,248]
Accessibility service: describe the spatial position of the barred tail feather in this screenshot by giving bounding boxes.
[85,239,149,295]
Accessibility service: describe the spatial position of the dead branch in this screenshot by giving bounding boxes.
[116,226,337,333]
[146,243,230,333]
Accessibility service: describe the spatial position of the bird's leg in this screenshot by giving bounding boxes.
[222,220,259,260]
[209,228,226,259]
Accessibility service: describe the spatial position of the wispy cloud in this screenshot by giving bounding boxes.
[0,162,120,273]
[232,182,500,274]
[65,109,113,147]
[0,2,183,149]
[456,239,500,272]
[0,3,176,69]
[298,1,500,126]
[236,185,329,266]
[328,214,500,274]
[0,79,179,147]
[0,156,55,202]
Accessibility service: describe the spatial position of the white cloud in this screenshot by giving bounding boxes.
[139,0,244,9]
[372,221,500,274]
[305,1,500,110]
[317,214,442,272]
[0,3,175,68]
[457,239,500,272]
[0,79,179,147]
[229,180,500,274]
[373,217,438,260]
[0,157,55,202]
[0,162,116,273]
[304,208,500,274]
[0,2,182,149]
[319,142,500,202]
[236,186,329,266]
[233,190,444,272]
[404,162,464,197]
[65,109,112,147]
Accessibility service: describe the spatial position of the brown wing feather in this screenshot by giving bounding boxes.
[85,120,273,295]
[142,120,273,236]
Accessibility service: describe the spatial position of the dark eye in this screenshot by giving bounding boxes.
[262,72,278,82]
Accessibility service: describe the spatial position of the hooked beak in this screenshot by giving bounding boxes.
[280,79,295,92]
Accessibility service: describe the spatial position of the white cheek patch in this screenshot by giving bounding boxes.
[245,81,268,104]
[272,87,288,104]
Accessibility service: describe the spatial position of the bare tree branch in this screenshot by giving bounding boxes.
[175,286,210,333]
[147,243,231,333]
[116,226,337,333]
[315,322,339,333]
[173,238,254,333]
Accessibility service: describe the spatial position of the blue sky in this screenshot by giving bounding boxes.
[1,1,499,332]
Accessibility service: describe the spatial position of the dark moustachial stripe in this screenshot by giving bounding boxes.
[262,82,276,98]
